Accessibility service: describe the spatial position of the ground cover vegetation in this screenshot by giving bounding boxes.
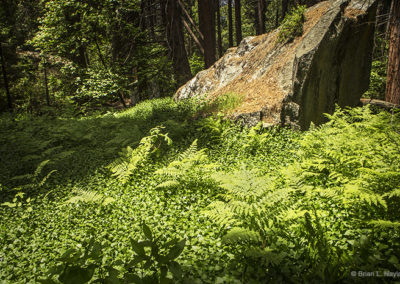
[1,96,399,283]
[1,0,400,283]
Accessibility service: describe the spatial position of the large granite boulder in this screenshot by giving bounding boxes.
[175,0,377,129]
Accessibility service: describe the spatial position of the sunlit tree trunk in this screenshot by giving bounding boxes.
[385,0,400,104]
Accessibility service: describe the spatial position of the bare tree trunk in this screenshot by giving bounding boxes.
[228,0,234,47]
[43,59,50,106]
[0,42,12,109]
[235,0,242,45]
[281,0,289,21]
[216,0,223,58]
[166,0,192,85]
[385,0,400,105]
[256,0,266,35]
[198,0,216,68]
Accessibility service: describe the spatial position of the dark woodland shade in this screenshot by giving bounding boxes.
[166,0,192,86]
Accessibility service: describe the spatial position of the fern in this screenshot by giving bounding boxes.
[65,189,114,206]
[108,126,172,183]
[155,139,217,190]
[222,227,260,244]
[11,159,56,190]
[369,220,400,229]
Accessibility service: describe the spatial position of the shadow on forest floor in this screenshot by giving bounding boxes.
[0,98,200,197]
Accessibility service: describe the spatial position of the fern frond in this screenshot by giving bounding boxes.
[156,180,180,189]
[34,160,50,178]
[38,170,57,187]
[383,189,400,199]
[369,220,400,229]
[65,190,114,206]
[222,227,260,244]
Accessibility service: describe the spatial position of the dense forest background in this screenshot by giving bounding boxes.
[0,0,397,114]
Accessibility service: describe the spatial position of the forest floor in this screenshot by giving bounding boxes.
[0,98,399,283]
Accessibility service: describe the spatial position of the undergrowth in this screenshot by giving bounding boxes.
[277,5,307,44]
[0,97,399,283]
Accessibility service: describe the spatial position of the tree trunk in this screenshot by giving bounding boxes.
[216,0,223,58]
[228,0,234,47]
[166,0,192,85]
[43,59,50,106]
[281,0,289,21]
[198,0,216,68]
[256,0,266,35]
[385,0,400,105]
[234,0,242,45]
[0,42,12,109]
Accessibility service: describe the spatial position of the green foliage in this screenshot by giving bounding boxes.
[108,126,172,183]
[1,98,399,283]
[155,139,217,191]
[40,224,186,284]
[189,53,204,76]
[10,159,57,190]
[65,189,115,206]
[277,5,306,44]
[364,60,387,100]
[203,93,244,114]
[206,106,400,282]
[75,68,128,102]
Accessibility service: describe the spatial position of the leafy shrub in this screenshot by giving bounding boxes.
[277,5,307,44]
[40,224,186,284]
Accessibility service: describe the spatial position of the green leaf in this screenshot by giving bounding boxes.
[389,255,399,265]
[127,255,148,267]
[168,261,182,279]
[142,223,153,240]
[1,202,16,208]
[123,273,142,284]
[58,265,95,284]
[37,279,58,284]
[165,239,185,261]
[130,239,146,256]
[58,249,77,262]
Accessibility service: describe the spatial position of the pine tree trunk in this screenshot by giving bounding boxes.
[198,0,216,68]
[43,61,50,106]
[228,0,234,47]
[281,0,289,21]
[385,0,400,105]
[235,0,242,45]
[165,0,192,86]
[257,0,266,35]
[216,0,223,58]
[0,42,12,109]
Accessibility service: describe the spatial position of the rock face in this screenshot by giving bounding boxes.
[175,0,377,129]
